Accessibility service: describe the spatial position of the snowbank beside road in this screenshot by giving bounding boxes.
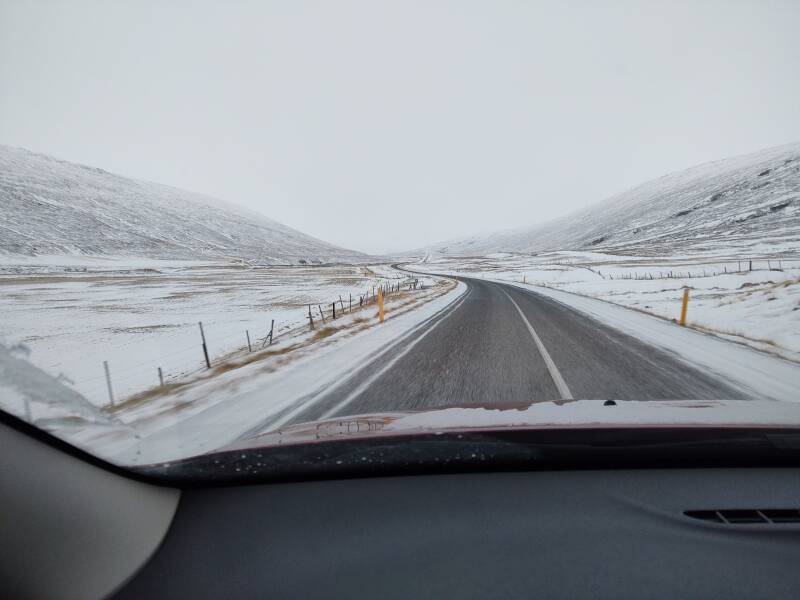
[0,340,134,455]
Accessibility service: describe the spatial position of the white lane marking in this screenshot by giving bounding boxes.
[317,287,472,419]
[263,282,470,430]
[501,288,574,401]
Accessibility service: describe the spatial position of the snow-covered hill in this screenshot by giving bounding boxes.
[426,143,800,257]
[0,145,369,264]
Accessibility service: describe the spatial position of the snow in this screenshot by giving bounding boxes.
[0,254,213,271]
[4,256,799,464]
[414,142,800,258]
[0,340,135,455]
[383,399,800,431]
[0,144,369,264]
[0,145,464,465]
[0,259,460,463]
[0,261,422,407]
[228,398,800,450]
[2,140,799,466]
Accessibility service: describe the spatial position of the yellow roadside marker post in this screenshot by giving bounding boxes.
[378,286,385,323]
[679,288,689,326]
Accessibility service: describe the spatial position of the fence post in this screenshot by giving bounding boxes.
[349,294,352,312]
[158,367,164,387]
[269,319,274,345]
[679,288,689,326]
[246,330,252,352]
[332,302,336,319]
[339,295,345,312]
[318,305,326,322]
[199,322,211,368]
[308,305,315,330]
[378,286,385,323]
[103,360,115,406]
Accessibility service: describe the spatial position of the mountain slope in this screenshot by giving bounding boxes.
[0,145,368,264]
[428,143,800,257]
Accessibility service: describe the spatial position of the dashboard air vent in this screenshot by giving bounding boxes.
[684,509,800,524]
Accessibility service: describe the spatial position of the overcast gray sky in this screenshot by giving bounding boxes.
[1,1,799,253]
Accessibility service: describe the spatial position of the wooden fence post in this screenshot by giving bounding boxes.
[199,322,211,368]
[104,360,115,406]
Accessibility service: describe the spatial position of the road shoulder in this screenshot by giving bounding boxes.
[498,280,800,403]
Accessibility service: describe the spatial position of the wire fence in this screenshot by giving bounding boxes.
[602,259,797,281]
[69,274,422,409]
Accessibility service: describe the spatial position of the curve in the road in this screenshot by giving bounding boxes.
[261,275,748,430]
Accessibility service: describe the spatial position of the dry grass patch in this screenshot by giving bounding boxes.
[108,381,189,413]
[313,326,339,341]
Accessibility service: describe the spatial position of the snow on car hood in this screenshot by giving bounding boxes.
[225,399,800,451]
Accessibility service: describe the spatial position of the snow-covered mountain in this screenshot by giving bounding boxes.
[426,143,800,257]
[0,145,369,264]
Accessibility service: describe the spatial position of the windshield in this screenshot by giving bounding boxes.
[1,1,799,475]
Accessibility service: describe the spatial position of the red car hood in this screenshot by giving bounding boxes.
[224,399,800,452]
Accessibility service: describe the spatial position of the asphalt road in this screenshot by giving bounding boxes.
[280,276,747,426]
